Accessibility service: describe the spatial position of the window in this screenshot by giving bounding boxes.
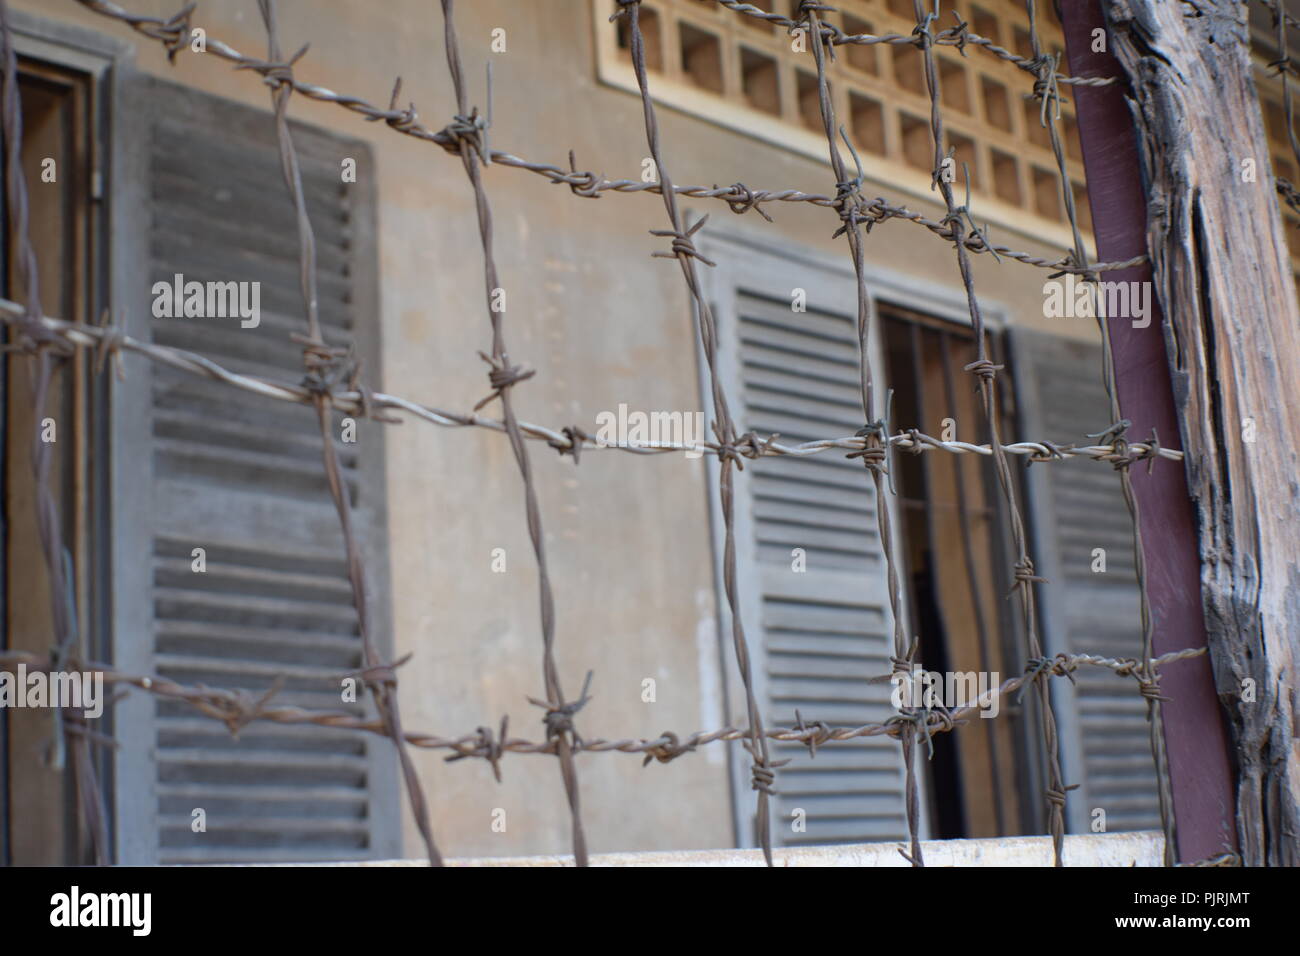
[879,307,1025,838]
[700,231,1165,845]
[4,40,398,863]
[3,53,99,866]
[108,77,398,864]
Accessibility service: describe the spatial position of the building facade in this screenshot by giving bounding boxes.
[6,0,1288,865]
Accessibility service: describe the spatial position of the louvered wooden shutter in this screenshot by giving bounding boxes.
[733,291,910,846]
[1012,328,1160,832]
[112,77,398,863]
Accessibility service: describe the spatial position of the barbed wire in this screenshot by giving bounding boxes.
[0,0,1237,868]
[710,1,1119,86]
[0,297,1184,466]
[0,645,1207,759]
[254,0,445,866]
[70,0,1142,276]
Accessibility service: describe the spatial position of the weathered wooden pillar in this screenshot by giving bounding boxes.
[1091,0,1300,866]
[1061,1,1237,866]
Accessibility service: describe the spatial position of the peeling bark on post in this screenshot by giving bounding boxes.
[1104,0,1300,865]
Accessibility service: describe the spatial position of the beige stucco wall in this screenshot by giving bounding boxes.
[18,0,1098,859]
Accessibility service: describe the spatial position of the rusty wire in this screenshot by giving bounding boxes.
[1028,0,1178,865]
[800,0,927,865]
[902,0,1067,864]
[69,0,1142,277]
[0,294,1186,466]
[0,645,1207,759]
[0,0,1216,867]
[252,0,444,866]
[437,0,590,866]
[615,0,782,867]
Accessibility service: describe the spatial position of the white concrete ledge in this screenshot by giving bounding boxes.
[313,831,1164,867]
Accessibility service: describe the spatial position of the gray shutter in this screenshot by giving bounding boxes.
[736,292,910,845]
[116,76,397,863]
[1013,328,1160,832]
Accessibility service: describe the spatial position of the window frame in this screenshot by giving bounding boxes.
[3,7,124,866]
[696,220,1017,846]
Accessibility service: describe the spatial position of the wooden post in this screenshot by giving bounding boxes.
[1060,2,1238,865]
[1089,0,1300,866]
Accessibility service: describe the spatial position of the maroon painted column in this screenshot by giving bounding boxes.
[1059,2,1238,861]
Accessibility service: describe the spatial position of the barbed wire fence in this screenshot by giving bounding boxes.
[2,0,1273,867]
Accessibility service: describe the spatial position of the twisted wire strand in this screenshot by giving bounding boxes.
[0,299,1185,465]
[254,0,444,865]
[0,646,1206,758]
[71,0,1143,275]
[0,0,1225,866]
[438,0,590,866]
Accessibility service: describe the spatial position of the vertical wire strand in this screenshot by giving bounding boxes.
[438,0,590,866]
[256,0,444,867]
[802,2,925,866]
[618,0,778,865]
[906,0,1070,865]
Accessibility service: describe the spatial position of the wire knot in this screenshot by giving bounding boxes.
[912,10,937,50]
[941,11,971,56]
[723,182,773,222]
[238,43,309,93]
[1047,249,1098,283]
[371,77,420,133]
[192,678,285,739]
[794,709,835,758]
[1009,557,1047,596]
[561,150,603,198]
[1132,428,1163,474]
[442,105,491,166]
[847,419,889,475]
[903,426,941,456]
[714,423,770,471]
[1137,672,1171,704]
[1023,655,1056,682]
[445,716,509,783]
[837,196,890,238]
[886,703,954,761]
[734,430,771,462]
[528,670,593,751]
[649,214,716,266]
[642,730,697,766]
[1,307,71,358]
[890,653,915,679]
[1045,783,1079,810]
[293,334,355,396]
[963,357,1004,383]
[1088,419,1135,470]
[92,312,128,381]
[1109,657,1142,678]
[474,351,536,411]
[1027,438,1074,466]
[750,761,778,796]
[341,652,413,694]
[144,2,196,64]
[1029,52,1064,126]
[548,425,589,464]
